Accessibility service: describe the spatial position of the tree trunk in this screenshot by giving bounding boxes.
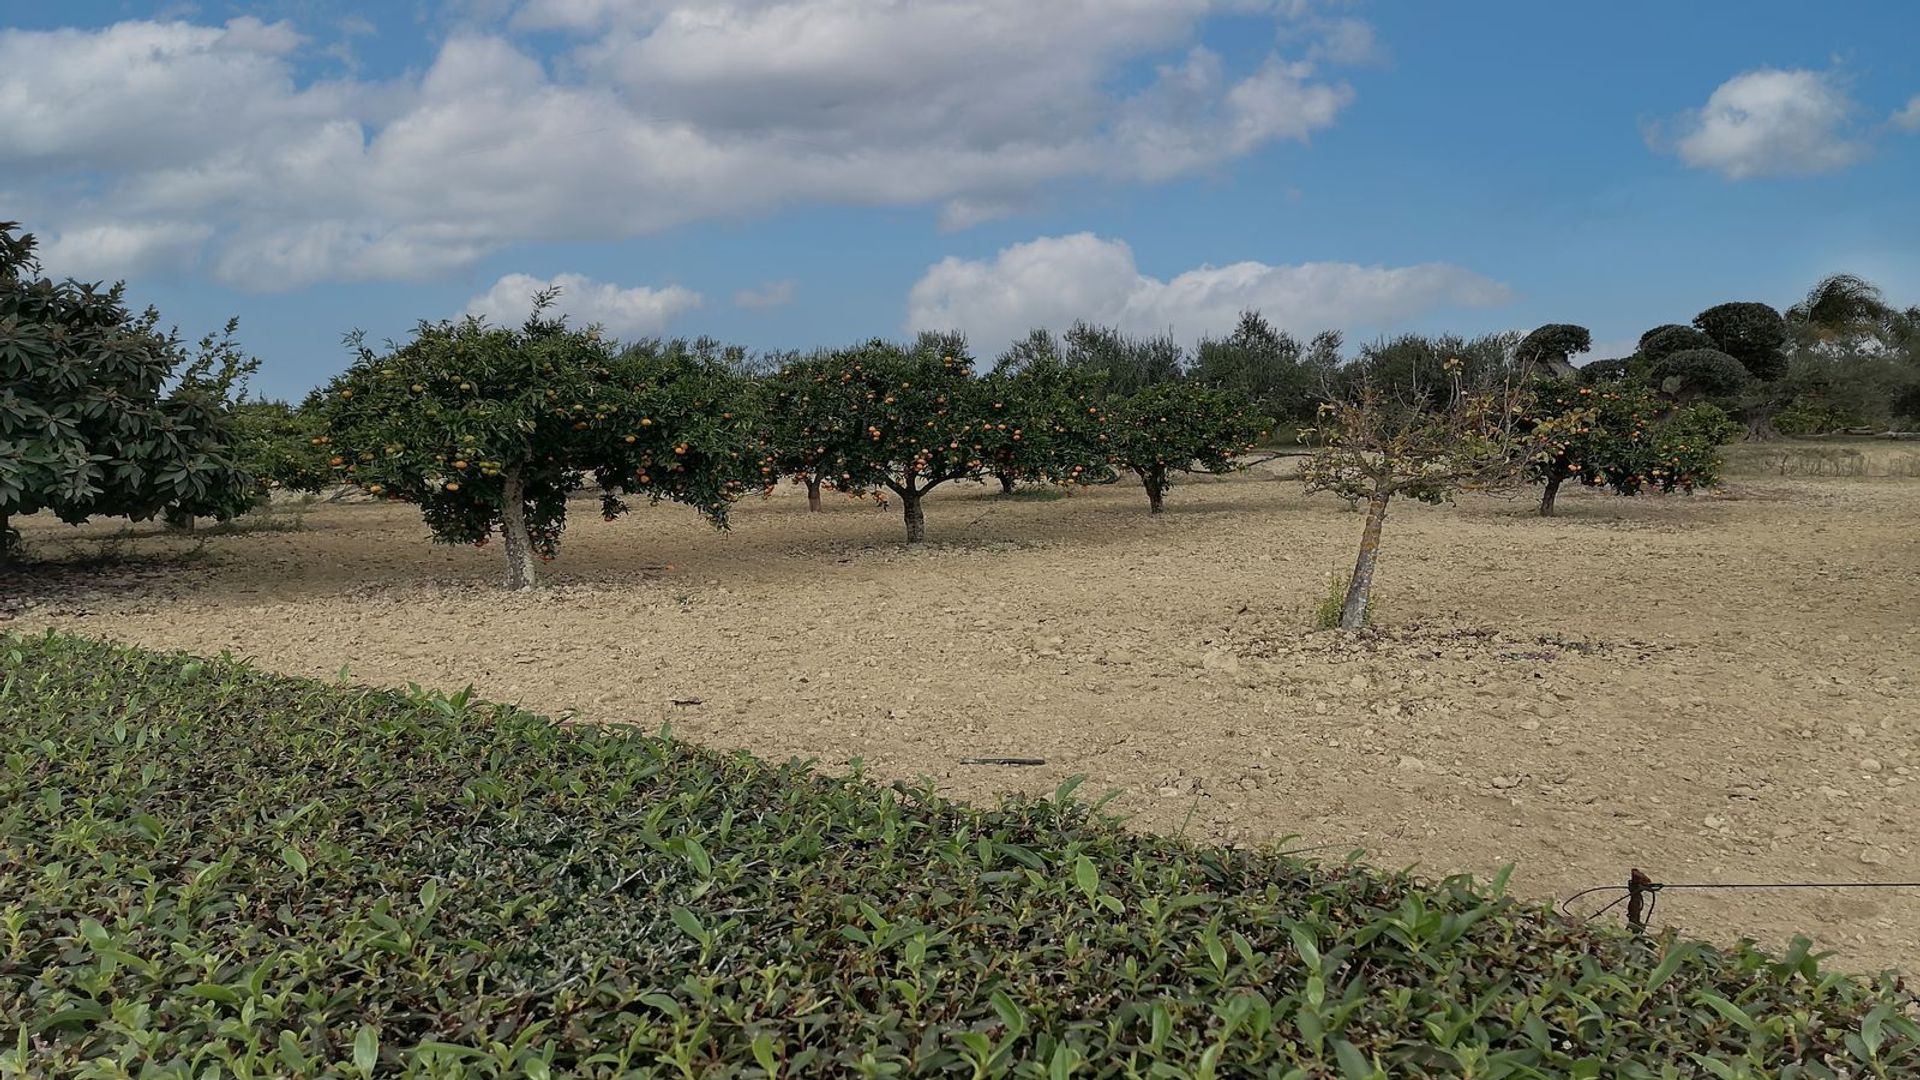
[1142,467,1166,514]
[1743,407,1781,442]
[996,471,1016,495]
[1340,489,1390,630]
[0,512,14,561]
[805,476,822,513]
[500,465,537,590]
[1539,474,1563,517]
[901,489,926,543]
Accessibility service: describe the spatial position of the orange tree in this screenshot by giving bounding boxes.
[319,307,754,589]
[229,397,334,497]
[767,337,992,542]
[1,223,256,558]
[1525,379,1740,515]
[757,350,844,512]
[1107,382,1264,513]
[980,335,1111,493]
[1302,362,1550,629]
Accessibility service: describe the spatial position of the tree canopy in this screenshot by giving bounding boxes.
[1,222,256,557]
[318,306,755,588]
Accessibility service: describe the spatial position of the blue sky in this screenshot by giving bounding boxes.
[4,1,1917,400]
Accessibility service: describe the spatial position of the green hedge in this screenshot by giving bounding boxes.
[2,633,1913,1077]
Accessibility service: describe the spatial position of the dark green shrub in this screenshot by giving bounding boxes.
[4,633,1914,1077]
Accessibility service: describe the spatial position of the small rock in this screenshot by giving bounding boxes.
[1861,848,1892,866]
[1860,758,1883,774]
[1491,775,1520,790]
[1703,816,1726,829]
[1348,674,1370,691]
[1520,719,1541,732]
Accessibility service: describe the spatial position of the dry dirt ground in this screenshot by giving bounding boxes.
[9,466,1919,973]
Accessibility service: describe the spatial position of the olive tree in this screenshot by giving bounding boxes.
[319,305,754,589]
[1,222,256,558]
[1515,323,1592,380]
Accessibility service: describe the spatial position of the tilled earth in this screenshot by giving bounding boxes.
[10,466,1919,972]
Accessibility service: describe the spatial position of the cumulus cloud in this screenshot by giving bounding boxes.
[38,222,213,280]
[463,272,702,338]
[1662,68,1865,179]
[1893,95,1920,132]
[732,280,795,310]
[0,3,1366,289]
[906,233,1511,353]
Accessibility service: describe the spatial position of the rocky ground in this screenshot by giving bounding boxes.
[9,465,1918,972]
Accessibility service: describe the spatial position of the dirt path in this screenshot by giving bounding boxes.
[10,469,1919,972]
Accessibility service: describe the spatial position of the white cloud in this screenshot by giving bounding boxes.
[1664,68,1864,179]
[1893,95,1920,132]
[463,272,702,338]
[906,233,1511,352]
[0,4,1365,289]
[732,280,795,310]
[37,222,213,280]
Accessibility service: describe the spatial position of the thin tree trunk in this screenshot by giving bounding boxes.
[805,476,822,513]
[1142,467,1165,514]
[1340,488,1390,630]
[0,511,13,561]
[901,489,926,543]
[1539,474,1563,517]
[996,471,1016,495]
[500,465,536,590]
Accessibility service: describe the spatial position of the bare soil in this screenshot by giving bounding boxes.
[9,468,1919,972]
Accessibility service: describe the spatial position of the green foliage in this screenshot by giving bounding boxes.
[1347,332,1520,407]
[1526,379,1740,512]
[0,222,256,556]
[228,399,333,495]
[1786,273,1893,345]
[1693,302,1789,382]
[7,632,1915,1077]
[1577,358,1632,384]
[317,310,755,583]
[1108,381,1263,512]
[763,337,991,540]
[1515,323,1592,374]
[982,340,1111,488]
[1651,347,1748,402]
[1189,312,1339,425]
[1636,324,1717,365]
[1062,322,1182,397]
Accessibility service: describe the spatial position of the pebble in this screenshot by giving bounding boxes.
[1861,848,1892,867]
[1860,758,1883,774]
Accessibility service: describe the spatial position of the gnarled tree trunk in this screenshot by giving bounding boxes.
[500,465,536,590]
[1340,486,1391,630]
[996,471,1017,495]
[805,476,822,513]
[1539,474,1564,516]
[1743,406,1781,442]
